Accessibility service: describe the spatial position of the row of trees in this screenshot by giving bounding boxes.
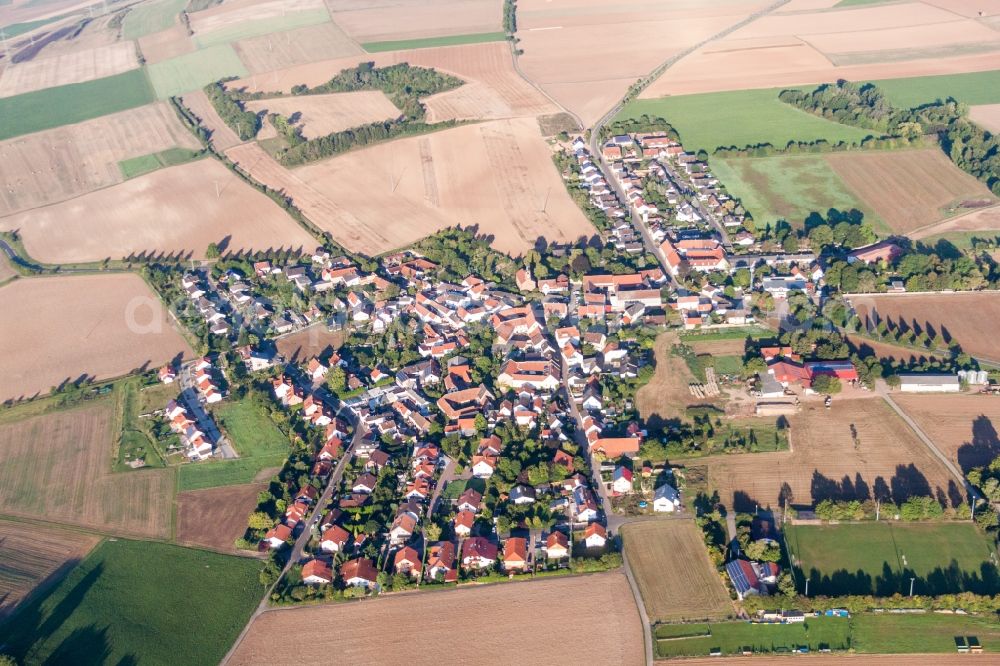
[204,79,260,141]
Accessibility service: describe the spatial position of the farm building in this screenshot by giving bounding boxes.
[725,559,779,600]
[805,361,858,383]
[898,374,961,393]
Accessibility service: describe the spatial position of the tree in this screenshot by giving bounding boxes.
[248,511,274,531]
[327,366,347,395]
[425,522,442,541]
[811,374,841,395]
[206,242,221,259]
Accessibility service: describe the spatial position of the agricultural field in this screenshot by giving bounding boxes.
[623,521,732,623]
[640,2,1000,97]
[178,456,284,492]
[515,0,772,125]
[908,205,1000,243]
[0,274,192,403]
[617,89,873,155]
[0,401,174,537]
[826,148,996,235]
[245,91,401,139]
[846,334,946,367]
[227,117,594,256]
[874,69,1000,109]
[0,253,16,283]
[970,103,1000,133]
[0,0,92,29]
[656,617,850,658]
[695,398,958,512]
[118,147,203,179]
[852,293,1000,362]
[122,0,188,40]
[0,68,156,141]
[137,23,196,65]
[0,41,139,97]
[186,0,329,49]
[0,539,263,666]
[711,153,879,230]
[0,101,203,216]
[230,41,557,122]
[0,520,100,619]
[274,325,343,361]
[0,158,317,264]
[147,44,248,99]
[233,21,361,74]
[786,522,999,596]
[229,571,644,664]
[176,482,266,551]
[894,394,1000,473]
[362,31,506,53]
[326,0,500,44]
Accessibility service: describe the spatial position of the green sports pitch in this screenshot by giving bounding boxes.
[786,522,1000,597]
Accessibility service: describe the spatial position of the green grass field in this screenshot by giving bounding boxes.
[713,355,744,375]
[0,539,262,665]
[618,89,873,154]
[0,69,155,140]
[678,326,774,343]
[122,0,188,40]
[147,44,248,99]
[656,618,851,658]
[213,398,289,459]
[711,153,883,229]
[852,613,1000,653]
[873,70,1000,108]
[362,31,507,53]
[786,522,999,596]
[193,9,331,48]
[178,455,286,491]
[118,147,203,179]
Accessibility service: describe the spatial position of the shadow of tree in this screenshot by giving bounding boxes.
[957,415,1000,474]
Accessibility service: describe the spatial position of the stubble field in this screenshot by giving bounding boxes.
[970,103,1000,133]
[623,520,732,623]
[894,394,1000,473]
[233,21,361,73]
[640,1,1000,97]
[325,0,500,43]
[0,520,100,618]
[852,293,1000,362]
[0,158,316,264]
[245,91,401,138]
[0,274,193,402]
[137,22,196,64]
[179,89,244,151]
[0,41,139,98]
[274,325,344,361]
[0,402,174,537]
[695,398,958,511]
[230,571,644,665]
[826,148,995,235]
[228,117,594,256]
[0,101,202,216]
[908,205,1000,242]
[637,332,723,421]
[176,483,265,552]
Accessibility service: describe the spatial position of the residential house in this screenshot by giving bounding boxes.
[653,483,681,512]
[340,557,379,589]
[582,523,607,549]
[462,537,498,570]
[545,531,570,560]
[302,559,333,585]
[503,537,529,572]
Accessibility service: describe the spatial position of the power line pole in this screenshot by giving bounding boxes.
[909,577,915,597]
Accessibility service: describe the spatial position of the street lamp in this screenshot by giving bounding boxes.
[909,577,916,597]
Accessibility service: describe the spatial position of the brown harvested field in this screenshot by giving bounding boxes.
[0,158,316,264]
[245,91,400,139]
[516,0,770,124]
[667,656,991,665]
[0,0,95,27]
[176,483,264,552]
[0,102,202,216]
[825,149,996,235]
[688,338,746,356]
[623,520,732,623]
[0,41,138,97]
[695,398,959,512]
[137,23,196,65]
[275,325,344,362]
[0,274,193,402]
[851,292,1000,362]
[0,401,174,537]
[189,0,326,36]
[231,42,557,122]
[846,335,945,367]
[908,204,1000,241]
[641,1,1000,96]
[971,103,1000,134]
[0,520,100,619]
[325,0,500,42]
[637,332,723,421]
[0,253,16,283]
[179,90,243,151]
[227,117,595,256]
[230,570,643,665]
[894,394,1000,474]
[233,21,361,74]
